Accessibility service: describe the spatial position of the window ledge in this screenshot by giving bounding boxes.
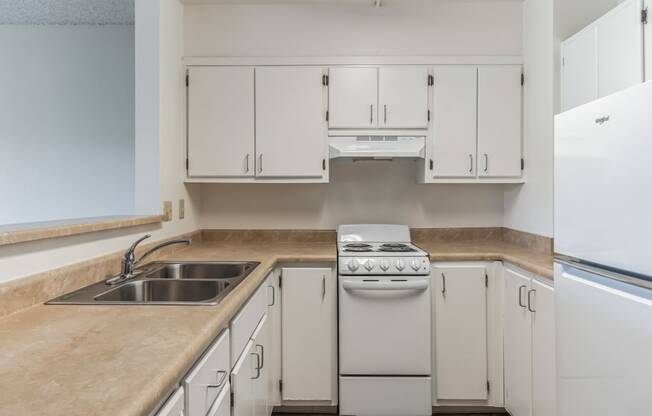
[0,215,163,246]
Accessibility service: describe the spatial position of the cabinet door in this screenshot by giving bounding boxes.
[156,387,184,416]
[378,67,429,128]
[266,273,282,407]
[207,382,231,416]
[431,66,478,178]
[503,267,532,416]
[597,0,644,98]
[252,314,271,416]
[531,280,555,416]
[187,67,254,177]
[477,66,522,178]
[281,268,335,401]
[328,67,378,128]
[231,340,256,416]
[433,264,488,400]
[255,67,327,178]
[561,28,598,111]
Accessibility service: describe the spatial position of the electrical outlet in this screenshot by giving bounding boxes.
[163,201,173,222]
[179,199,185,220]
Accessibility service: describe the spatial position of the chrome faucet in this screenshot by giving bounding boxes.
[106,234,191,285]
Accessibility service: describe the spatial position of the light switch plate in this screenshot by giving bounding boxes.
[163,201,172,222]
[179,199,185,220]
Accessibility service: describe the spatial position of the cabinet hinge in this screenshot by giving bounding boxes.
[428,74,434,86]
[429,159,434,171]
[278,273,282,288]
[427,109,431,122]
[487,380,491,393]
[520,73,525,86]
[185,74,189,87]
[642,8,648,24]
[279,380,283,393]
[186,158,189,171]
[521,158,525,170]
[322,159,326,171]
[230,391,234,407]
[485,274,489,288]
[322,74,329,86]
[326,110,329,122]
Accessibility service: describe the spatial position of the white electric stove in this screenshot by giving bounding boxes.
[337,224,432,416]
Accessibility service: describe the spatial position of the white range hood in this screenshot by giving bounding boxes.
[329,136,426,159]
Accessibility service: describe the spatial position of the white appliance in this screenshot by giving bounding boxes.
[329,136,426,159]
[555,82,652,416]
[337,224,432,416]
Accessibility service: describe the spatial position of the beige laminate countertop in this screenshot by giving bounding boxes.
[0,240,552,416]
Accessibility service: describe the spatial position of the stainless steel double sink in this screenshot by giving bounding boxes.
[47,261,260,306]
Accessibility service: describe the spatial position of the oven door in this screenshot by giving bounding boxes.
[339,275,432,375]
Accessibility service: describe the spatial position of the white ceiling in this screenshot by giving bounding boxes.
[0,0,134,25]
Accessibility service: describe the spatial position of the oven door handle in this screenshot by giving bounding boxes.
[341,279,429,291]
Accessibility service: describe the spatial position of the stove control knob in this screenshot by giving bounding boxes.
[395,259,405,271]
[347,259,360,272]
[364,259,375,271]
[379,260,390,271]
[411,259,421,271]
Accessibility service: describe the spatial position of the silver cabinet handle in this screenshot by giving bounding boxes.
[258,154,263,173]
[256,344,264,369]
[384,104,387,124]
[250,352,261,379]
[527,289,536,313]
[206,370,227,389]
[370,104,374,125]
[469,154,473,173]
[245,154,250,173]
[518,285,527,308]
[441,273,446,295]
[484,153,489,173]
[267,285,275,306]
[322,275,326,300]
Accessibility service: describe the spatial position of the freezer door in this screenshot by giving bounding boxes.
[556,261,652,416]
[554,82,652,276]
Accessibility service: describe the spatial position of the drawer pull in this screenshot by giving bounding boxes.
[206,370,227,389]
[256,344,265,369]
[251,352,261,379]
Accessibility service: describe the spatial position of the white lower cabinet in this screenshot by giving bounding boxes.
[504,264,555,416]
[156,387,184,416]
[280,267,337,404]
[432,264,488,401]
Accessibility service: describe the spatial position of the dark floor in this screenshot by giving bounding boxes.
[274,414,508,416]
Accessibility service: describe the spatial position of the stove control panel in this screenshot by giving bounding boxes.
[339,257,430,275]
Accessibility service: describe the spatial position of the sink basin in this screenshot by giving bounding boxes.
[144,262,258,280]
[94,279,230,304]
[46,261,260,305]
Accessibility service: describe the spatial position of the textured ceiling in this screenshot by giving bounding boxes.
[0,0,134,25]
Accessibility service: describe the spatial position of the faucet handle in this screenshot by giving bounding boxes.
[126,234,151,255]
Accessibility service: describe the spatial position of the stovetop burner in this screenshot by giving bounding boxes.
[343,243,374,252]
[380,243,409,248]
[345,243,373,248]
[378,246,417,252]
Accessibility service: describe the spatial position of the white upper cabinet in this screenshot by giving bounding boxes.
[281,267,336,402]
[561,0,646,111]
[255,67,328,178]
[378,67,429,129]
[477,65,522,178]
[597,0,645,98]
[187,67,255,177]
[431,66,478,178]
[433,264,488,401]
[561,28,597,111]
[328,67,378,128]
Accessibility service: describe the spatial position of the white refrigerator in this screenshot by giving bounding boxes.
[555,81,652,416]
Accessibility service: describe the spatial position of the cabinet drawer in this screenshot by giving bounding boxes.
[184,329,230,416]
[230,283,267,364]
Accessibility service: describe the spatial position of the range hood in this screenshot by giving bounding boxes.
[329,136,426,159]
